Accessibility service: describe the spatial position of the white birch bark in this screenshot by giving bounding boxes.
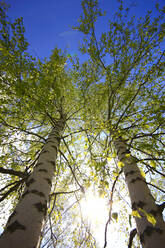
[0,117,65,248]
[114,138,165,248]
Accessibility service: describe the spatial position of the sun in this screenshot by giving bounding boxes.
[81,189,108,225]
[80,189,109,246]
[80,189,128,247]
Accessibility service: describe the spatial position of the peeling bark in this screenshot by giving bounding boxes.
[114,138,165,248]
[0,116,66,248]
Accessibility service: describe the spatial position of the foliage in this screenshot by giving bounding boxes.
[0,1,165,248]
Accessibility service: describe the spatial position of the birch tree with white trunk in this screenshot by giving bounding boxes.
[73,1,165,247]
[0,116,66,248]
[114,138,165,248]
[0,7,81,246]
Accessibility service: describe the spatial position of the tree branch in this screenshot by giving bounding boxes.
[0,179,24,202]
[128,228,137,248]
[0,118,46,142]
[146,182,165,194]
[0,167,28,178]
[59,150,85,193]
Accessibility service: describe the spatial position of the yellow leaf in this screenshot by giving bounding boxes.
[145,124,150,129]
[112,152,116,158]
[146,213,156,226]
[90,171,94,176]
[113,171,119,177]
[98,189,105,198]
[117,161,125,168]
[150,161,156,168]
[125,153,131,157]
[55,214,59,221]
[132,210,141,218]
[84,144,88,149]
[140,169,145,178]
[138,208,156,226]
[107,157,112,162]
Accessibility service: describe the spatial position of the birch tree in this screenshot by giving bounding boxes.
[73,0,165,247]
[0,4,83,247]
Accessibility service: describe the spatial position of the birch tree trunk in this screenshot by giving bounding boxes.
[114,138,165,248]
[0,116,66,248]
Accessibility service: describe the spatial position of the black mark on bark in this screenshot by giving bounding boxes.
[35,162,44,168]
[140,226,163,244]
[8,211,17,223]
[44,178,52,186]
[132,201,146,210]
[46,140,54,144]
[41,150,50,154]
[149,209,158,217]
[51,145,57,149]
[31,190,45,197]
[26,178,35,187]
[125,170,135,177]
[33,202,47,215]
[120,149,130,157]
[22,190,29,198]
[7,220,26,233]
[38,169,48,173]
[130,177,142,184]
[47,160,55,168]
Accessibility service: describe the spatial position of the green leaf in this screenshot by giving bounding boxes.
[129,214,132,227]
[107,157,112,162]
[112,212,118,221]
[150,161,156,169]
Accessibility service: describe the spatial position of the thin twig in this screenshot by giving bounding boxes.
[146,182,165,194]
[59,150,85,193]
[103,170,122,248]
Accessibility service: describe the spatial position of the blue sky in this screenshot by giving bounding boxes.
[5,0,164,59]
